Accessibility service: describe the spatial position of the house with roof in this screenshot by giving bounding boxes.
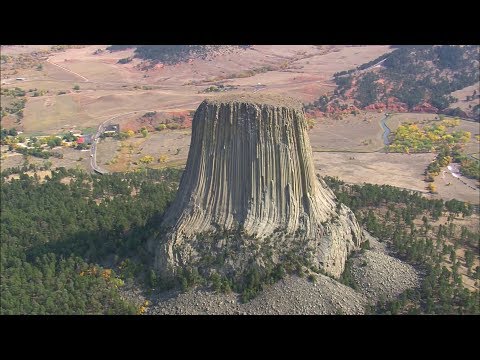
[104,124,120,135]
[76,134,93,145]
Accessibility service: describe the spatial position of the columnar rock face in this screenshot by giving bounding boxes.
[153,94,363,279]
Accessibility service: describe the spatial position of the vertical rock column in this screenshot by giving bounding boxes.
[153,94,363,279]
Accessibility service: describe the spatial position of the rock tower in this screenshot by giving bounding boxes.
[153,93,363,280]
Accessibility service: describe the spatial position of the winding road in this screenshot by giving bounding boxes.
[90,117,112,174]
[380,114,392,145]
[89,108,188,174]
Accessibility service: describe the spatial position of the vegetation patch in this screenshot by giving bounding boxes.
[324,176,479,314]
[387,121,470,154]
[387,119,479,180]
[1,167,182,314]
[333,45,479,112]
[107,45,252,67]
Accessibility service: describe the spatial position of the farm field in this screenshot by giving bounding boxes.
[1,45,478,205]
[3,45,391,135]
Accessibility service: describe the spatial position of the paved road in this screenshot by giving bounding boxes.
[380,114,392,145]
[89,109,175,174]
[90,117,112,174]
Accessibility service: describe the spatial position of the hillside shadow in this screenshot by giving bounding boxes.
[25,209,167,284]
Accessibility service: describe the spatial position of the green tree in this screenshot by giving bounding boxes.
[149,270,158,288]
[465,251,474,274]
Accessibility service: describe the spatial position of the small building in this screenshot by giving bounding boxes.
[78,134,94,144]
[76,135,93,147]
[104,124,120,134]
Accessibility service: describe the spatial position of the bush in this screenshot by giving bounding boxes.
[210,273,222,292]
[166,123,181,130]
[139,155,154,164]
[117,57,132,64]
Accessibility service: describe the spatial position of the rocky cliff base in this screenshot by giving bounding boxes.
[126,235,420,315]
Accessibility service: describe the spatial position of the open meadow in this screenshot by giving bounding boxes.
[1,46,478,205]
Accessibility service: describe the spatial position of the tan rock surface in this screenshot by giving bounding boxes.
[152,93,364,279]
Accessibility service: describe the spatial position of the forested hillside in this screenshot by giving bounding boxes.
[0,168,181,314]
[325,45,479,118]
[2,166,478,314]
[325,177,479,314]
[107,45,251,66]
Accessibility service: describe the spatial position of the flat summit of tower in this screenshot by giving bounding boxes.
[204,92,303,110]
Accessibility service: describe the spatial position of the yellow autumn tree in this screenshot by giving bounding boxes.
[460,131,471,143]
[139,155,154,164]
[306,117,315,130]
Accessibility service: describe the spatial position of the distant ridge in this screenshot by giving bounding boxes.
[107,45,251,66]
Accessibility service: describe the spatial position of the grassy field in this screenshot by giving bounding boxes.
[1,45,478,206]
[313,151,436,192]
[23,94,93,135]
[1,145,91,173]
[449,82,479,115]
[3,45,392,134]
[95,129,191,172]
[309,112,386,152]
[309,114,479,204]
[433,168,479,204]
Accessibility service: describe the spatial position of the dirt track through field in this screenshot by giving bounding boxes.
[46,58,89,82]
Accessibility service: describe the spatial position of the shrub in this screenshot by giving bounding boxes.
[166,123,181,130]
[139,155,154,164]
[427,183,437,194]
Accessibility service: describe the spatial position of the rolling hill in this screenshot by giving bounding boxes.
[309,45,479,120]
